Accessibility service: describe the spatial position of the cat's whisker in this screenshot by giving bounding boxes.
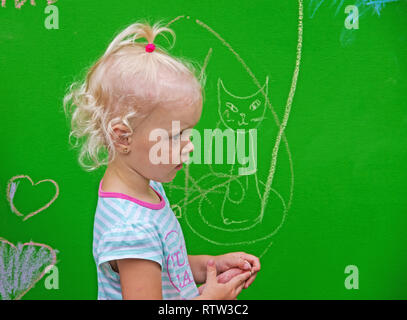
[251,117,267,122]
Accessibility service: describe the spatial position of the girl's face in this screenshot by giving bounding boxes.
[124,99,203,183]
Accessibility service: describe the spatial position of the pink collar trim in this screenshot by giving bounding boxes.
[98,179,166,210]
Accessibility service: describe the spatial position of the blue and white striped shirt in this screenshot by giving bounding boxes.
[92,179,199,300]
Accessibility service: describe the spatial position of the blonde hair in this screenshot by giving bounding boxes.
[63,19,206,171]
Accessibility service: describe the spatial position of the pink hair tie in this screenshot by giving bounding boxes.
[145,43,156,53]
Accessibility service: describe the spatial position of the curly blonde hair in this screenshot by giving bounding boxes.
[63,19,206,171]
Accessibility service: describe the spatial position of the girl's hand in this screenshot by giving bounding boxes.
[198,267,245,295]
[214,252,261,289]
[198,268,245,295]
[199,260,251,300]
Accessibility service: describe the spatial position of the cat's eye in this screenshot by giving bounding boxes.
[226,102,238,113]
[250,99,261,111]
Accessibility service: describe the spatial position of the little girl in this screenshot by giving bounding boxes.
[63,20,260,300]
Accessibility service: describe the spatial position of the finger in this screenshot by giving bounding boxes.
[240,254,260,272]
[233,255,252,271]
[245,271,258,288]
[234,280,246,297]
[240,253,261,272]
[221,254,252,272]
[206,259,218,283]
[217,268,245,284]
[244,272,258,289]
[243,269,255,288]
[229,271,251,288]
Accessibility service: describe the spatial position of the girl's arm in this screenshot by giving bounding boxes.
[188,254,213,284]
[116,258,163,299]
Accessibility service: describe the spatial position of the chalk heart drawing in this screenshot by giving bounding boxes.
[6,175,59,221]
[166,0,303,257]
[0,238,57,300]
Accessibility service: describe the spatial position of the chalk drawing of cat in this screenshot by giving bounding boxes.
[191,74,287,235]
[207,76,269,225]
[165,0,302,248]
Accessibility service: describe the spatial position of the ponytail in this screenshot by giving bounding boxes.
[104,20,175,57]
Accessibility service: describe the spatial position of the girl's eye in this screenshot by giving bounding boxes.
[172,131,182,139]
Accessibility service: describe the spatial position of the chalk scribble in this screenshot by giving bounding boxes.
[308,0,398,18]
[0,238,57,300]
[308,0,399,46]
[1,0,57,9]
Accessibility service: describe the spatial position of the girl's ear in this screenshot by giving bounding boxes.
[111,123,132,146]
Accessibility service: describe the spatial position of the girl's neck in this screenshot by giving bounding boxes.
[102,161,160,203]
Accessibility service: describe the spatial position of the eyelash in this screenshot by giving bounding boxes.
[172,131,182,139]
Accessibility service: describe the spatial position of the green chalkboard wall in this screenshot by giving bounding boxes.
[0,0,406,299]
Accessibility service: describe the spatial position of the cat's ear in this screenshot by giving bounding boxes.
[218,78,235,97]
[218,78,226,91]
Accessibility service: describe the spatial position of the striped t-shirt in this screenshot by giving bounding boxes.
[92,179,200,300]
